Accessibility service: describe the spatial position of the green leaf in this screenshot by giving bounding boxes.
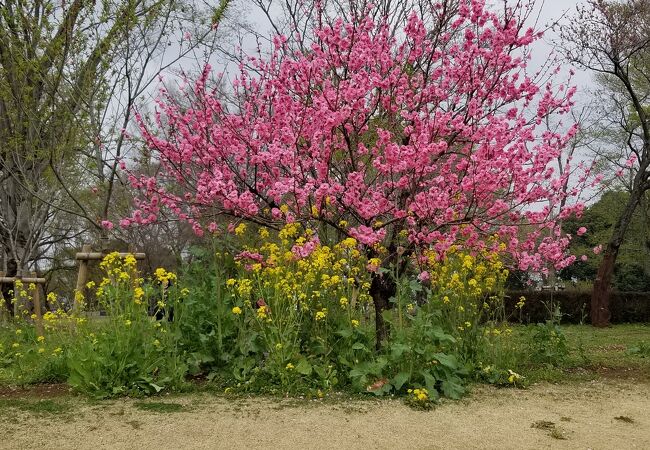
[392,371,410,391]
[409,280,423,293]
[421,370,437,393]
[381,309,394,324]
[351,342,368,351]
[295,358,312,376]
[432,352,458,370]
[430,326,456,343]
[336,328,353,338]
[441,380,465,399]
[390,343,411,360]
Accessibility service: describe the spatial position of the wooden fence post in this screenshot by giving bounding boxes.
[30,271,44,336]
[74,244,92,312]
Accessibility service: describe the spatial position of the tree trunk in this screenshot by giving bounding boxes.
[369,272,397,351]
[591,246,618,326]
[591,188,643,326]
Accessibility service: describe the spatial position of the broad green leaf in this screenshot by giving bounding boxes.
[295,358,312,376]
[392,371,410,390]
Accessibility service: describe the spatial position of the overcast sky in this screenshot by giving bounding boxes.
[534,0,591,92]
[233,0,593,93]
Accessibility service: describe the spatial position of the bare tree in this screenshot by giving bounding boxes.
[0,0,231,314]
[559,0,650,326]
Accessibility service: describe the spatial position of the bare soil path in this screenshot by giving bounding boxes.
[1,378,649,449]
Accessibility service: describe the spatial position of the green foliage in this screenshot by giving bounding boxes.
[561,190,650,291]
[0,319,69,385]
[65,254,187,398]
[348,307,465,400]
[172,246,239,377]
[626,342,650,358]
[0,237,581,401]
[526,321,569,366]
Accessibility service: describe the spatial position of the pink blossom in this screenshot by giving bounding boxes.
[593,245,603,255]
[625,155,637,168]
[417,271,430,282]
[101,220,114,230]
[128,3,593,279]
[577,227,587,236]
[581,255,588,262]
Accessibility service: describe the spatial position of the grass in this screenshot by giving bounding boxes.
[563,324,650,375]
[0,398,73,418]
[498,323,650,385]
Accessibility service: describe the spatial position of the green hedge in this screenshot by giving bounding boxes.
[504,291,650,324]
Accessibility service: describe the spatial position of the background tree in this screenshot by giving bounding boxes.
[0,0,231,314]
[0,0,141,303]
[561,190,650,291]
[130,1,587,347]
[560,0,650,326]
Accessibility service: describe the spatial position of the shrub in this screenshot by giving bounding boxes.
[505,290,650,324]
[65,253,187,398]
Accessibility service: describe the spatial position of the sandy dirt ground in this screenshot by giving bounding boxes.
[1,378,649,450]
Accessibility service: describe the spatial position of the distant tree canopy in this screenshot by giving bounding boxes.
[561,191,650,291]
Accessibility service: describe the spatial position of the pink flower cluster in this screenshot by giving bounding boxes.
[129,1,590,271]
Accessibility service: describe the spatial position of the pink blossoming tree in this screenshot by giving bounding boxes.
[130,0,588,345]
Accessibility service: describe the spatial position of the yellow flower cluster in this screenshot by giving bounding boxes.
[226,223,371,327]
[315,308,328,321]
[426,249,507,299]
[407,387,429,402]
[154,267,177,284]
[95,253,155,308]
[42,307,85,330]
[515,296,526,309]
[507,369,523,384]
[423,246,509,333]
[257,305,270,321]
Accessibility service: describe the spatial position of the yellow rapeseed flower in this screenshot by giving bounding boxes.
[234,223,247,236]
[315,309,327,321]
[257,305,268,320]
[134,287,145,302]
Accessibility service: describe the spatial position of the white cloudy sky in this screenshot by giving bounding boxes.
[533,0,591,89]
[230,0,593,92]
